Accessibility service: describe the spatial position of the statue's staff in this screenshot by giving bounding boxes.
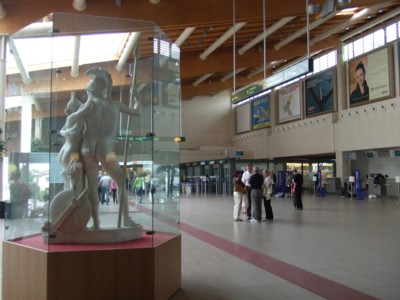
[118,44,140,228]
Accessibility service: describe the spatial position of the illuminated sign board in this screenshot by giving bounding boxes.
[232,58,313,104]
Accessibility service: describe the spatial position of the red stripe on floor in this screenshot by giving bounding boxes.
[180,221,378,300]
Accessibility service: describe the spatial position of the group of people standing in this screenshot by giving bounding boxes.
[232,164,304,222]
[232,164,274,223]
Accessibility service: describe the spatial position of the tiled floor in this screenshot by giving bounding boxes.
[1,193,400,299]
[171,193,400,300]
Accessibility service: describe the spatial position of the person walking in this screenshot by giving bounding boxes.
[232,171,245,221]
[262,169,274,221]
[99,172,112,205]
[248,166,264,223]
[110,179,117,204]
[134,174,144,203]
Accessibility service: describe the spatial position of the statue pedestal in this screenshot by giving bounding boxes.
[2,234,181,300]
[44,225,143,244]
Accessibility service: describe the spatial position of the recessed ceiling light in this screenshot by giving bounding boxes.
[336,7,358,15]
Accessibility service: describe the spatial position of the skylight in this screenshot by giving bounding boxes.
[6,32,128,75]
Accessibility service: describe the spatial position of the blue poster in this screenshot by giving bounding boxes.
[317,170,322,190]
[355,169,361,191]
[252,95,270,130]
[277,170,286,193]
[305,68,335,116]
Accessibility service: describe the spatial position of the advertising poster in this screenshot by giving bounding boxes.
[305,68,335,116]
[348,47,392,106]
[252,95,270,130]
[278,82,301,123]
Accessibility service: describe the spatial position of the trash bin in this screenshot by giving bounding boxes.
[357,189,364,200]
[0,201,5,219]
[185,183,192,195]
[0,201,12,219]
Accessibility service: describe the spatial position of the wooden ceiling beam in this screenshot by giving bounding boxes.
[0,0,391,33]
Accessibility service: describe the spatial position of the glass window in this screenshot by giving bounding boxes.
[353,39,364,56]
[348,42,354,60]
[313,57,321,73]
[171,44,180,60]
[374,29,385,48]
[386,23,397,43]
[363,33,374,53]
[342,44,349,61]
[320,55,328,70]
[327,51,337,68]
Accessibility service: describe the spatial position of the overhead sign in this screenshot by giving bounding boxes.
[231,58,313,104]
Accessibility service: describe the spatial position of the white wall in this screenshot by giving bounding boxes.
[181,89,400,164]
[181,90,235,162]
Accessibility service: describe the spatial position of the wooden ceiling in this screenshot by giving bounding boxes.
[1,0,400,100]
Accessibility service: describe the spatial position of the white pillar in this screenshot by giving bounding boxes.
[0,35,7,201]
[336,43,347,111]
[335,150,351,186]
[21,95,33,152]
[34,117,42,140]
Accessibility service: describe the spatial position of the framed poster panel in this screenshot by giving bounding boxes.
[348,46,394,106]
[278,82,302,123]
[305,68,336,117]
[236,102,251,134]
[252,95,270,130]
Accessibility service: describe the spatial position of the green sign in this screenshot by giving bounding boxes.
[116,135,172,142]
[231,82,264,104]
[231,58,313,104]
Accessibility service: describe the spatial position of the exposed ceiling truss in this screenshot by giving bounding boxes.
[0,0,400,100]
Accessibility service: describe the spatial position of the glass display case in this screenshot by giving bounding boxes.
[1,12,181,300]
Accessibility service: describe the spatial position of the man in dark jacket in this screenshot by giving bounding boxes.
[248,166,264,222]
[292,169,303,210]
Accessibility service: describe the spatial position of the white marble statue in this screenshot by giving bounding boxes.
[72,67,140,229]
[44,67,142,244]
[58,93,85,192]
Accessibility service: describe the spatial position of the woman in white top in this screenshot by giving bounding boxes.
[262,169,274,221]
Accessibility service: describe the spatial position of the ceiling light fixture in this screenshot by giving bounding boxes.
[149,0,160,4]
[238,17,295,55]
[193,73,213,87]
[8,37,32,84]
[70,35,81,78]
[311,2,390,45]
[307,3,321,15]
[115,32,141,72]
[340,6,400,41]
[0,3,6,19]
[274,11,336,50]
[247,63,276,78]
[199,22,246,60]
[174,27,196,47]
[221,67,246,83]
[336,0,351,7]
[72,0,87,11]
